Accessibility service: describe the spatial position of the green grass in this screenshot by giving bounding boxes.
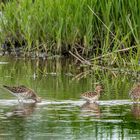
[0,0,139,65]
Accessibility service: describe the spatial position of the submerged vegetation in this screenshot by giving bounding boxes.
[0,0,139,67]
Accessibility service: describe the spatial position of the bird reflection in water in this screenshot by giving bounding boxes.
[131,103,140,119]
[80,102,101,117]
[5,103,36,117]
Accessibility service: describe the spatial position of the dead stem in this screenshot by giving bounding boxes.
[91,45,138,61]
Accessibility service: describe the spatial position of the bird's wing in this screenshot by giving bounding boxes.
[3,85,27,93]
[81,91,97,97]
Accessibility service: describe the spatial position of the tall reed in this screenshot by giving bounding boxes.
[0,0,139,64]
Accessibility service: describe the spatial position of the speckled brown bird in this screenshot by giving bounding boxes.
[129,83,140,102]
[131,103,140,119]
[81,85,103,103]
[3,85,41,103]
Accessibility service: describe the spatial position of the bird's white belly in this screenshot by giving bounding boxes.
[13,92,30,99]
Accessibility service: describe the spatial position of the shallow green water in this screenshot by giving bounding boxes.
[0,56,140,140]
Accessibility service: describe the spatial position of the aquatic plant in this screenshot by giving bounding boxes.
[0,0,139,66]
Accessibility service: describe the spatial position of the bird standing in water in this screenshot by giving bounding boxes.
[81,85,103,103]
[129,83,140,102]
[3,85,41,103]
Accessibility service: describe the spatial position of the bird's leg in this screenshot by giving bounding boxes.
[18,98,20,103]
[18,98,24,105]
[133,98,137,103]
[136,99,139,103]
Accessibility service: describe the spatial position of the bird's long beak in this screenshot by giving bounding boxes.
[34,97,42,103]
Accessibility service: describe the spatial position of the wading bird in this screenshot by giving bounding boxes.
[81,85,103,103]
[129,83,140,102]
[3,85,41,103]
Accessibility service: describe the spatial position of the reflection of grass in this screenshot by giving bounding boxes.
[0,57,137,100]
[0,0,139,65]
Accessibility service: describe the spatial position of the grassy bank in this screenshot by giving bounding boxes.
[0,0,139,65]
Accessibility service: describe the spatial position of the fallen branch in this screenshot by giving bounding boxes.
[71,70,92,81]
[74,48,91,65]
[69,50,91,65]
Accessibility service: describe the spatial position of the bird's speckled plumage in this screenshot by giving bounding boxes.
[129,83,140,102]
[3,85,41,103]
[81,85,103,103]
